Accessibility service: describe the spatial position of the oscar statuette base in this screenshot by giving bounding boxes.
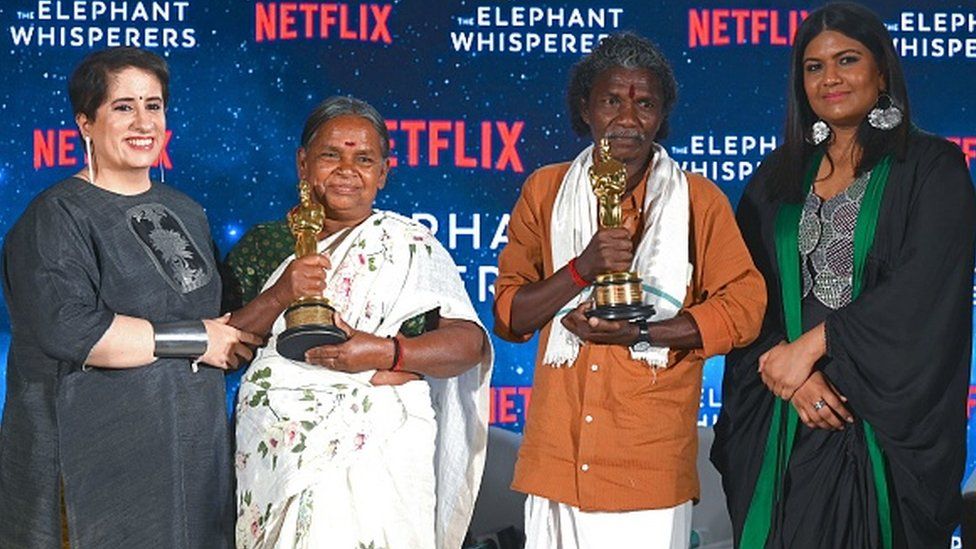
[584,303,656,321]
[583,271,656,321]
[277,300,348,362]
[278,324,348,361]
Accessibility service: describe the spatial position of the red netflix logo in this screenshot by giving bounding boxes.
[30,122,522,173]
[947,137,976,170]
[33,129,173,170]
[255,2,392,43]
[688,9,808,47]
[489,385,532,425]
[385,120,524,173]
[969,385,976,419]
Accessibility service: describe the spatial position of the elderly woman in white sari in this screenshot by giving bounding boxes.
[230,96,492,549]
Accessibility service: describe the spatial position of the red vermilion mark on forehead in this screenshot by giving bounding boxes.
[628,84,636,99]
[344,141,355,146]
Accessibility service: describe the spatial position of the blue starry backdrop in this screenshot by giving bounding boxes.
[1,0,975,489]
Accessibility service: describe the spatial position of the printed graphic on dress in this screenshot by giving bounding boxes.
[127,203,212,294]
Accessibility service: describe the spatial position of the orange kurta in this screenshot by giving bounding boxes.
[494,161,765,511]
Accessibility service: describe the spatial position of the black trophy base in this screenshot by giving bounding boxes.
[278,324,348,362]
[584,303,656,321]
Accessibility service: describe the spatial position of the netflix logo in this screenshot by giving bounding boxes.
[385,119,525,173]
[489,385,532,426]
[254,2,392,44]
[947,137,976,170]
[32,128,173,169]
[688,9,808,48]
[30,120,524,174]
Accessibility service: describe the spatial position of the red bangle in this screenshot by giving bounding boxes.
[389,336,404,372]
[567,258,590,288]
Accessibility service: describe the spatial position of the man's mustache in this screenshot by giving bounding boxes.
[604,130,645,141]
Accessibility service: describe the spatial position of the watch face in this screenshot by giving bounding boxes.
[631,340,653,353]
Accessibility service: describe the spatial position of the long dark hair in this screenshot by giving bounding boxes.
[769,2,911,202]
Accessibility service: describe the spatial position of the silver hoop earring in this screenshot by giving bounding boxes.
[84,135,96,184]
[807,119,831,146]
[867,92,903,130]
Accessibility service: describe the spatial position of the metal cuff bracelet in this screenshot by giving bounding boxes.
[152,320,208,358]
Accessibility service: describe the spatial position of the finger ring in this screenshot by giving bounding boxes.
[813,399,827,411]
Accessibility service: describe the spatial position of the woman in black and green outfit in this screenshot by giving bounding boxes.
[712,3,975,548]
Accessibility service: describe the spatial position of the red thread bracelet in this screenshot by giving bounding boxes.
[567,258,590,288]
[389,336,404,372]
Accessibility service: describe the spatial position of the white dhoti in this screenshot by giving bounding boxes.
[524,495,693,549]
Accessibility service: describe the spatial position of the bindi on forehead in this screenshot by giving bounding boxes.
[344,141,356,146]
[629,84,636,99]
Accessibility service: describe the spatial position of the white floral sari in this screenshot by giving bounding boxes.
[235,211,492,549]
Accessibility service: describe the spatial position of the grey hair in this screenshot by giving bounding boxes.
[567,32,678,140]
[300,95,390,158]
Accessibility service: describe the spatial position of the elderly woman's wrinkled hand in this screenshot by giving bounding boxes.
[270,253,332,306]
[304,313,393,374]
[369,369,422,386]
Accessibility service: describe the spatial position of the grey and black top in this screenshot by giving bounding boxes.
[0,176,233,548]
[798,169,871,311]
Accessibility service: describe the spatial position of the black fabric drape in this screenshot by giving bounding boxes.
[712,131,975,548]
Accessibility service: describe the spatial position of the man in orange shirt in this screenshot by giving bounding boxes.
[493,32,766,548]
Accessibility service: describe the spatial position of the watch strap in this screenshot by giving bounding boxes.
[631,319,651,348]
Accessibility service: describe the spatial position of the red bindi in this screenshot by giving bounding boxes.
[628,85,636,99]
[344,141,355,146]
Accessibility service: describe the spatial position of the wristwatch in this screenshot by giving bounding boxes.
[630,320,653,352]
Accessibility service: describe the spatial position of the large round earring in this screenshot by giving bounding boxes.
[84,135,96,184]
[807,119,831,146]
[867,92,903,130]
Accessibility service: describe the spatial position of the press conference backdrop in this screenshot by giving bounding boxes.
[1,0,974,537]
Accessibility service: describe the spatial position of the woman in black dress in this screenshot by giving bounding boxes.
[712,3,975,548]
[0,47,261,547]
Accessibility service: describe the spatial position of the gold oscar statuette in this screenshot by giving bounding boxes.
[585,138,655,321]
[276,179,348,361]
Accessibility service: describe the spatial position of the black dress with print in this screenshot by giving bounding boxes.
[0,177,233,548]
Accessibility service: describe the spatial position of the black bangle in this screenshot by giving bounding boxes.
[389,336,402,371]
[153,320,208,358]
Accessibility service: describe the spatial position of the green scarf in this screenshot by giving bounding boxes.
[739,153,893,548]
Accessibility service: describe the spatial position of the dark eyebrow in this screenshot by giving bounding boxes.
[803,48,862,63]
[832,48,862,58]
[111,96,163,104]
